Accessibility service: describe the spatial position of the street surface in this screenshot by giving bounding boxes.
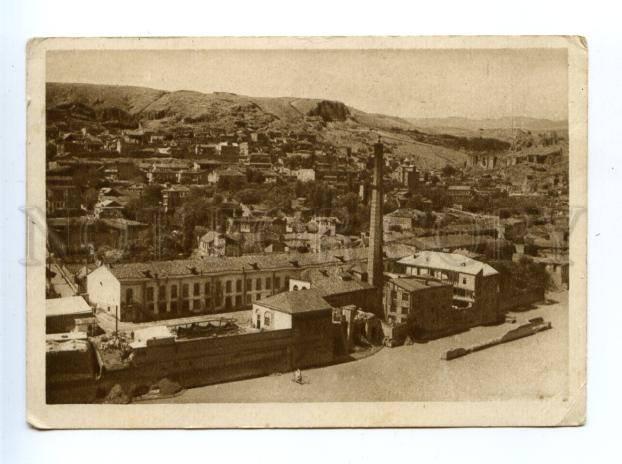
[144,291,568,403]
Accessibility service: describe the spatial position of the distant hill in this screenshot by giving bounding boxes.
[49,82,560,169]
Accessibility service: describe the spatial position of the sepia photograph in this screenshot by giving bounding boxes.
[25,36,587,428]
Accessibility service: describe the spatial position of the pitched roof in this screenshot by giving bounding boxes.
[103,244,417,282]
[256,288,333,315]
[390,276,449,292]
[398,251,499,276]
[297,267,373,296]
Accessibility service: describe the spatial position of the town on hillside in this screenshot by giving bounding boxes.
[45,82,569,404]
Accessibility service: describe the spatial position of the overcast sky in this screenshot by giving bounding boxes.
[47,48,568,120]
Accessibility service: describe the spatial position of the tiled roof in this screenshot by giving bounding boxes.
[256,288,333,315]
[398,251,499,276]
[104,244,417,282]
[390,276,449,292]
[297,267,373,296]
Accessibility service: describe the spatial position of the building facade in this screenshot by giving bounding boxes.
[397,251,501,325]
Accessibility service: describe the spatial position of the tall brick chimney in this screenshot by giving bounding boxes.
[367,138,384,313]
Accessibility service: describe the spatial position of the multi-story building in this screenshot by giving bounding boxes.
[396,251,501,325]
[382,276,453,334]
[85,245,416,323]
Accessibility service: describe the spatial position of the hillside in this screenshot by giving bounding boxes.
[46,82,534,168]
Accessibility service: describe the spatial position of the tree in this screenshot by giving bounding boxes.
[442,164,457,177]
[143,185,163,208]
[236,188,263,205]
[82,187,99,211]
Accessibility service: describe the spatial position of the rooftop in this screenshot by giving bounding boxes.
[297,267,373,296]
[46,296,92,318]
[102,244,417,281]
[398,251,499,277]
[255,288,333,315]
[390,276,450,292]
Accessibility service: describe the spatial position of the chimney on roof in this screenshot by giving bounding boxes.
[250,262,259,270]
[187,266,199,275]
[143,270,152,279]
[289,260,300,268]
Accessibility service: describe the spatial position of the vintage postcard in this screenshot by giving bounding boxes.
[26,36,587,428]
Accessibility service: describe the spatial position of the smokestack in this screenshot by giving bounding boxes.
[367,138,384,314]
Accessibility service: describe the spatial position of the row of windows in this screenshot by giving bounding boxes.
[144,292,266,313]
[128,278,282,304]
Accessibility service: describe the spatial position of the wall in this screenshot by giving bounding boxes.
[96,320,335,393]
[117,268,301,322]
[251,304,292,330]
[86,266,120,316]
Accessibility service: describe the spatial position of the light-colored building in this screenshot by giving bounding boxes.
[85,245,416,323]
[295,168,316,183]
[46,296,93,334]
[397,251,501,325]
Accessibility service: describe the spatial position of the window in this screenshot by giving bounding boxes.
[401,307,409,315]
[246,279,252,291]
[256,293,261,300]
[170,285,177,299]
[159,286,166,300]
[159,302,167,313]
[182,284,189,298]
[462,277,467,285]
[194,283,200,295]
[256,278,262,291]
[246,294,252,305]
[204,282,211,295]
[236,279,242,292]
[266,277,271,290]
[235,295,242,307]
[146,287,154,302]
[264,312,271,327]
[147,303,155,313]
[182,300,190,311]
[126,288,134,304]
[275,277,280,289]
[225,280,232,293]
[391,290,397,299]
[402,292,409,301]
[225,296,232,309]
[193,299,200,310]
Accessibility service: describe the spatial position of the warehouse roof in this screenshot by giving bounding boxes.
[255,288,333,315]
[101,244,417,281]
